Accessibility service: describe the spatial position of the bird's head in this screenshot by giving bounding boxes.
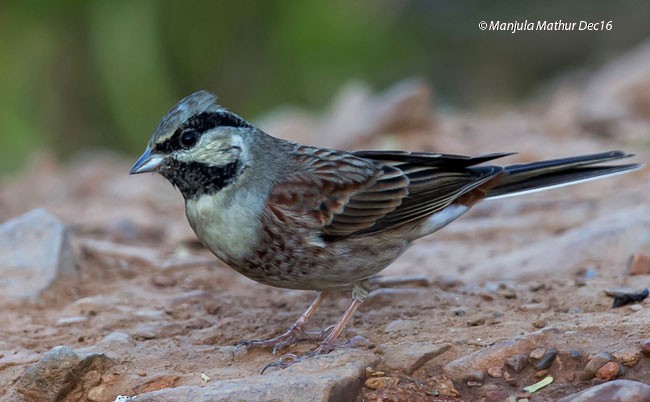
[130,91,254,199]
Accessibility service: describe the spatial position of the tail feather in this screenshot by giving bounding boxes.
[486,150,641,199]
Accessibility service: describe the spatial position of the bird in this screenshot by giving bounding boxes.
[130,90,641,369]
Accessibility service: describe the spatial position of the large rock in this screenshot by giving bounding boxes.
[377,341,451,374]
[558,380,650,402]
[0,209,77,302]
[0,346,115,402]
[444,328,560,381]
[131,350,378,402]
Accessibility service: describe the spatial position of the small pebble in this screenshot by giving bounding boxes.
[384,319,419,333]
[604,287,638,297]
[347,335,371,348]
[497,283,517,299]
[627,253,650,275]
[567,306,582,314]
[102,369,122,385]
[534,369,548,378]
[464,369,484,385]
[535,348,558,370]
[628,304,643,312]
[487,365,502,378]
[364,376,399,390]
[135,310,164,320]
[595,361,620,380]
[641,339,650,357]
[580,352,612,380]
[532,319,547,329]
[468,317,486,326]
[55,316,88,326]
[569,349,583,360]
[613,347,641,366]
[429,375,460,397]
[528,281,546,292]
[529,348,546,360]
[151,274,176,288]
[479,292,495,301]
[452,308,466,316]
[203,301,222,315]
[365,367,383,377]
[604,287,649,308]
[134,331,156,340]
[100,331,135,347]
[503,370,518,386]
[505,354,529,372]
[574,277,587,287]
[520,303,548,312]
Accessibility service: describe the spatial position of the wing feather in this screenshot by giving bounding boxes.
[266,146,509,240]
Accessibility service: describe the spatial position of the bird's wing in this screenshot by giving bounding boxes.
[267,146,510,239]
[349,150,508,235]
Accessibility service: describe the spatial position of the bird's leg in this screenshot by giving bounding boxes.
[309,286,366,355]
[262,282,369,373]
[235,291,327,355]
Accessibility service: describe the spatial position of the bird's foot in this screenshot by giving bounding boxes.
[260,341,336,374]
[259,334,369,374]
[260,353,302,374]
[234,324,334,356]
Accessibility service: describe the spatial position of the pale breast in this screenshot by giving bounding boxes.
[185,188,264,264]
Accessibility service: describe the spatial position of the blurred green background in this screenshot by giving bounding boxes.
[1,0,649,172]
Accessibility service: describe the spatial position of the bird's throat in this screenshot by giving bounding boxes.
[161,159,242,199]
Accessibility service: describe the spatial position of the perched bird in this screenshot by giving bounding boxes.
[130,90,640,368]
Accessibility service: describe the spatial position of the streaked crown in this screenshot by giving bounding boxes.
[149,90,252,154]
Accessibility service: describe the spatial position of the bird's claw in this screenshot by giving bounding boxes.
[261,353,301,374]
[233,336,296,359]
[234,324,335,358]
[260,339,343,374]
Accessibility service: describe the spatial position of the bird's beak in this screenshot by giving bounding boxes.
[129,148,165,174]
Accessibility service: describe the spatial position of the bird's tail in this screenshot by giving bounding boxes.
[486,150,641,200]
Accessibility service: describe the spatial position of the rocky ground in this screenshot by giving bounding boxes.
[1,42,650,402]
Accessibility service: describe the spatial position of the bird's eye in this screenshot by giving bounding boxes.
[179,129,199,149]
